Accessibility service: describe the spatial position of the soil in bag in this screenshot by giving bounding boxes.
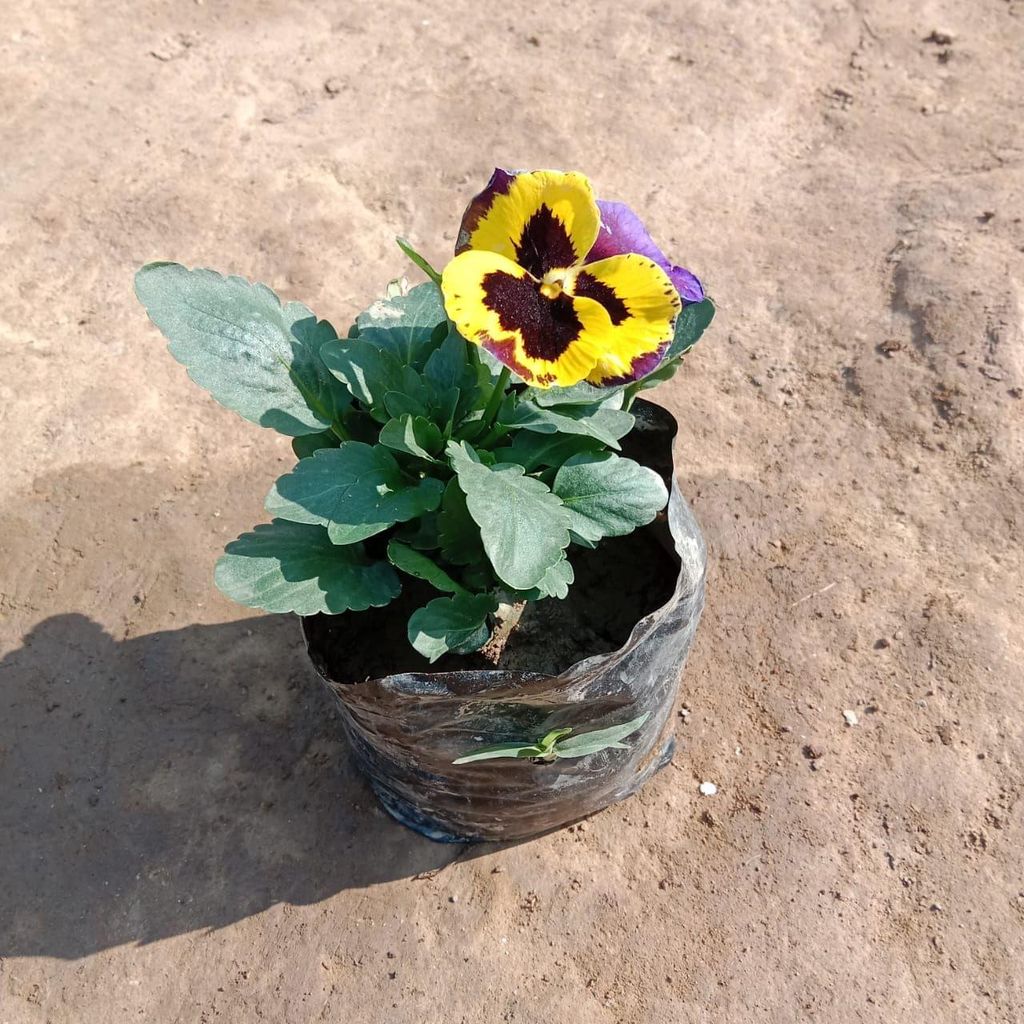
[304,523,678,682]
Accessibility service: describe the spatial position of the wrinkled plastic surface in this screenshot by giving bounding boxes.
[302,401,707,843]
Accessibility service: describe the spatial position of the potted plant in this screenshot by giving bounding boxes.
[135,169,714,843]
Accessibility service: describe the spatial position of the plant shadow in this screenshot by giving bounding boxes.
[0,612,470,960]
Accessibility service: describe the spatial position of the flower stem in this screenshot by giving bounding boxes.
[477,422,512,449]
[395,237,442,286]
[479,365,511,434]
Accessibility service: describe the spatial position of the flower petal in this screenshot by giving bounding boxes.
[442,249,607,387]
[456,168,516,249]
[456,169,601,279]
[563,254,681,385]
[589,199,705,304]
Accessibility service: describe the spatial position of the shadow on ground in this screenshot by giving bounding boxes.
[0,613,468,959]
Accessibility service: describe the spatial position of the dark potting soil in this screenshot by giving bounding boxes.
[304,521,679,682]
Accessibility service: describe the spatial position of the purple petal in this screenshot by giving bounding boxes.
[589,200,666,264]
[666,264,705,304]
[589,343,669,387]
[455,168,517,253]
[588,199,705,304]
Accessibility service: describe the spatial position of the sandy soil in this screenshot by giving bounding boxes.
[2,1,1023,1021]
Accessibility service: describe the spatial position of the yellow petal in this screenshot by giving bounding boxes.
[441,249,608,387]
[563,254,681,385]
[458,170,601,279]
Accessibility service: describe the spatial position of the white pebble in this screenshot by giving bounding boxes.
[843,710,859,726]
[699,781,718,796]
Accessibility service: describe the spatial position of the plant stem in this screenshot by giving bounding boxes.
[477,422,512,449]
[479,366,511,434]
[330,422,350,442]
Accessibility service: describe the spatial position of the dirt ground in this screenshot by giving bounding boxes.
[2,1,1023,1021]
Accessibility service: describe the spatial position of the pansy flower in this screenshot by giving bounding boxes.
[441,169,703,387]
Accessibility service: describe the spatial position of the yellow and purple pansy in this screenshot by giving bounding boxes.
[441,168,704,388]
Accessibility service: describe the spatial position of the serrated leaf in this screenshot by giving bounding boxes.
[379,414,443,461]
[553,453,668,543]
[494,432,605,473]
[437,478,486,567]
[134,262,349,436]
[666,297,715,360]
[521,556,574,600]
[552,712,650,759]
[447,441,570,590]
[452,742,545,764]
[408,591,497,662]
[387,540,464,594]
[265,442,444,545]
[355,282,447,366]
[384,379,461,432]
[214,519,400,615]
[321,337,406,420]
[507,402,635,450]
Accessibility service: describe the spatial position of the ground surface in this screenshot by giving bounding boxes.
[2,1,1023,1021]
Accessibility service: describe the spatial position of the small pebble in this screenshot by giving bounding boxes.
[699,781,718,796]
[843,710,859,727]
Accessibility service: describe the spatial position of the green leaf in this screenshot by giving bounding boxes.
[134,262,349,436]
[214,519,400,615]
[379,414,443,461]
[265,442,444,545]
[628,358,680,395]
[537,727,574,752]
[423,328,470,391]
[453,725,573,764]
[386,540,465,594]
[524,381,624,407]
[518,556,574,600]
[507,402,635,450]
[666,297,715,360]
[437,479,486,567]
[447,441,570,590]
[395,237,442,286]
[321,337,406,420]
[408,592,498,662]
[392,512,440,551]
[494,432,605,473]
[553,712,650,759]
[355,282,447,366]
[553,453,668,543]
[452,741,546,764]
[292,429,339,460]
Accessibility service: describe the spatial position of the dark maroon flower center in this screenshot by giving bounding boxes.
[481,271,583,361]
[514,206,578,279]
